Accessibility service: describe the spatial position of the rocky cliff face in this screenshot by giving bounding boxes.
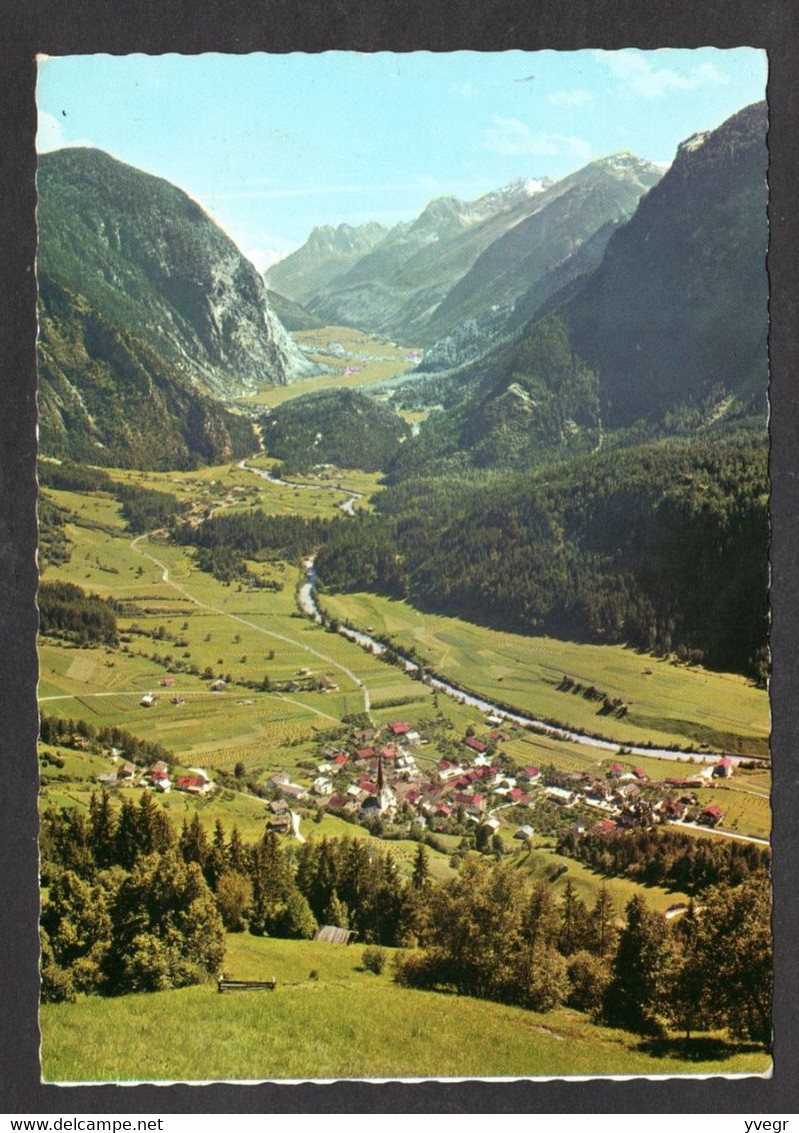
[265,222,390,305]
[37,147,315,400]
[37,275,256,469]
[560,102,768,426]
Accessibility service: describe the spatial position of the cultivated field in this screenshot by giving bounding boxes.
[318,591,770,757]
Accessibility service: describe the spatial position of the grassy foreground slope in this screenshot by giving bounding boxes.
[319,590,769,756]
[40,936,769,1082]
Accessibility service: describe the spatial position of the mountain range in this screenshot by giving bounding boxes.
[266,159,662,353]
[389,100,768,471]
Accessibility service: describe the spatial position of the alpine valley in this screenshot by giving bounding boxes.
[37,98,771,1083]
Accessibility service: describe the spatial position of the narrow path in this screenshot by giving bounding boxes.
[674,821,770,846]
[129,533,372,719]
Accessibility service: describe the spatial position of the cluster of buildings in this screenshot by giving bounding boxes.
[96,756,214,797]
[264,718,734,837]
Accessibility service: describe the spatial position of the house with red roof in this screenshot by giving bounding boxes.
[175,775,210,796]
[464,737,488,754]
[356,746,376,760]
[389,722,411,736]
[713,757,734,778]
[699,804,724,827]
[453,792,484,810]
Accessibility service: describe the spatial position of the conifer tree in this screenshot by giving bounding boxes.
[602,895,669,1035]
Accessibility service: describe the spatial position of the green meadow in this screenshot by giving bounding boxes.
[39,475,771,841]
[239,326,420,409]
[39,934,770,1083]
[318,590,769,757]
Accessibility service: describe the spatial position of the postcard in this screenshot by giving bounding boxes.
[33,48,772,1087]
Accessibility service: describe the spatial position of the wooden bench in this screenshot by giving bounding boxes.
[217,978,276,993]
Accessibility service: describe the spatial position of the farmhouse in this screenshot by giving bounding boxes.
[545,786,576,807]
[175,775,210,796]
[277,781,308,801]
[267,814,292,835]
[699,804,724,827]
[713,756,734,778]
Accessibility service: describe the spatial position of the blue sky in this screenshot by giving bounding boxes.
[37,50,767,272]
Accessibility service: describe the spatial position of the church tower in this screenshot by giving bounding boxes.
[376,750,393,814]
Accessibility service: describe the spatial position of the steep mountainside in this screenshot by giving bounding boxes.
[422,154,662,346]
[37,148,314,400]
[265,222,390,305]
[560,102,768,427]
[37,275,255,469]
[418,216,625,374]
[300,179,554,339]
[265,290,324,332]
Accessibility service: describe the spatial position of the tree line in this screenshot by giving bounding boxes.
[314,437,768,678]
[38,580,118,646]
[40,797,420,1001]
[261,387,411,474]
[40,713,175,769]
[175,509,338,580]
[38,460,187,533]
[556,826,769,895]
[40,794,771,1050]
[393,854,771,1045]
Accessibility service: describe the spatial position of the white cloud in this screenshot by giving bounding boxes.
[36,110,66,153]
[36,109,93,153]
[594,50,731,99]
[483,116,592,161]
[547,88,593,107]
[247,246,295,273]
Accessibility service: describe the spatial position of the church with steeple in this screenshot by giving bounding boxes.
[361,750,396,817]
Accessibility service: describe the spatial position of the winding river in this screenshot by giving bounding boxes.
[241,458,766,768]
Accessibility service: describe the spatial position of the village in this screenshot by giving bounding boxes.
[258,715,736,839]
[94,699,737,845]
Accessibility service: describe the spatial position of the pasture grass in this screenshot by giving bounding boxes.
[39,936,770,1083]
[511,838,692,915]
[318,591,769,757]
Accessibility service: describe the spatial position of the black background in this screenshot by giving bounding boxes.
[2,0,797,1114]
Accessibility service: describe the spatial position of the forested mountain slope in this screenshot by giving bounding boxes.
[560,101,768,427]
[38,148,315,399]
